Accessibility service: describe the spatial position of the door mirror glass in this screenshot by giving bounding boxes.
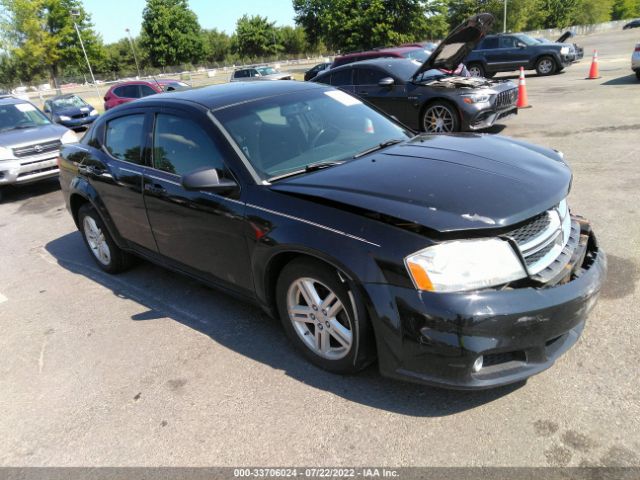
[181,167,238,193]
[378,77,395,87]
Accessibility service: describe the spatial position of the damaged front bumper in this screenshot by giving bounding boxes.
[364,224,606,390]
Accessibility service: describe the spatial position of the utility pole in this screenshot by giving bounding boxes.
[503,0,508,33]
[71,9,100,99]
[125,28,141,78]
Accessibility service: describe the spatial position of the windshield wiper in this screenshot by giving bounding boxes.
[12,124,38,130]
[268,161,344,182]
[353,139,403,159]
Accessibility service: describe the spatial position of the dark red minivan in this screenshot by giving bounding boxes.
[103,79,189,111]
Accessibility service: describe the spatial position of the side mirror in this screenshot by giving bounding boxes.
[378,77,395,87]
[517,43,527,49]
[43,105,50,113]
[181,167,238,194]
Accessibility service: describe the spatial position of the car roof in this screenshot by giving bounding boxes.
[131,80,328,111]
[0,96,29,105]
[330,57,418,70]
[378,46,423,54]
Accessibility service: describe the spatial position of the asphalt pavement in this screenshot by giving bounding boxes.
[0,28,639,468]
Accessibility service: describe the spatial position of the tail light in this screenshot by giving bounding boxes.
[635,46,640,52]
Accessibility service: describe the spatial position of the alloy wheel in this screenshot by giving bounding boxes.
[286,277,353,360]
[83,215,111,266]
[538,59,554,75]
[468,65,483,77]
[423,105,456,133]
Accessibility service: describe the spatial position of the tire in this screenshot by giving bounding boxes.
[422,101,461,133]
[467,63,485,78]
[0,187,3,203]
[535,56,557,76]
[635,70,640,80]
[276,258,375,374]
[78,203,133,274]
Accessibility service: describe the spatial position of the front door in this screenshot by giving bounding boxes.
[353,67,411,125]
[142,109,253,294]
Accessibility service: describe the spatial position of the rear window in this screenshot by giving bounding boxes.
[104,114,145,165]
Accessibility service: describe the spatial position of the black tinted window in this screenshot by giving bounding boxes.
[139,85,156,97]
[480,37,499,49]
[153,114,226,176]
[500,36,518,48]
[330,69,352,86]
[114,85,139,98]
[105,114,145,165]
[355,68,387,85]
[234,70,246,78]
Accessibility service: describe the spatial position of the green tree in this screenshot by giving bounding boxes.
[0,0,105,85]
[573,0,613,25]
[293,0,434,52]
[201,28,231,63]
[612,0,640,19]
[235,15,279,58]
[140,0,204,67]
[278,26,308,54]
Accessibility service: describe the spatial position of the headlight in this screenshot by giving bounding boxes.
[405,238,527,292]
[60,130,78,144]
[461,93,492,104]
[0,146,14,161]
[58,115,71,121]
[560,46,570,55]
[89,109,98,116]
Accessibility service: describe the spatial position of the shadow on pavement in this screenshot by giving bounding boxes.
[601,74,639,85]
[46,231,524,417]
[0,177,60,203]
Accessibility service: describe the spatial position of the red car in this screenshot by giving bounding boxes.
[103,79,189,111]
[332,46,430,68]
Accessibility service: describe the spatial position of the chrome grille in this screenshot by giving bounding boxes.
[13,140,61,158]
[504,200,575,282]
[496,88,518,109]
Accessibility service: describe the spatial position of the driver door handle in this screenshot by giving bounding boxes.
[144,183,167,196]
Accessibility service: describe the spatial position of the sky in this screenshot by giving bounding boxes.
[83,0,297,44]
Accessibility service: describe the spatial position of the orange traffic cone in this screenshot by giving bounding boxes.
[586,50,601,79]
[516,67,531,109]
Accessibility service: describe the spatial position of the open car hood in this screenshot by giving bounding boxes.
[412,13,494,80]
[556,31,574,43]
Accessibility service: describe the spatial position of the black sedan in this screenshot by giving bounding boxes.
[58,80,605,390]
[623,19,640,29]
[43,94,99,130]
[313,14,518,133]
[304,62,332,81]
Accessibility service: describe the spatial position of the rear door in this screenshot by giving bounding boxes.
[111,85,140,108]
[497,36,528,70]
[82,110,157,252]
[352,66,411,122]
[142,107,253,293]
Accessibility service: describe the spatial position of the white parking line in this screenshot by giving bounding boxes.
[0,293,7,304]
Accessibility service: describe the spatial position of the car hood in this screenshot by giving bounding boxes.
[417,73,515,90]
[270,134,571,234]
[556,31,574,43]
[263,73,292,80]
[413,13,494,79]
[0,123,69,146]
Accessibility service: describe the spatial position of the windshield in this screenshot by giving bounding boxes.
[514,34,540,46]
[215,88,412,181]
[51,95,86,109]
[0,102,50,131]
[256,67,279,76]
[401,49,430,63]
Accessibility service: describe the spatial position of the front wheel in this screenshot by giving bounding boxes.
[276,259,374,374]
[535,56,557,76]
[78,204,133,273]
[467,63,485,78]
[635,70,640,80]
[422,101,460,133]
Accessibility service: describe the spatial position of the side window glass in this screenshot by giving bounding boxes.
[139,85,156,97]
[356,68,386,85]
[104,114,145,164]
[500,37,517,48]
[113,86,124,97]
[330,69,352,86]
[153,114,227,177]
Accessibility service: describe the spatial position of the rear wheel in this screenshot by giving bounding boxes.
[422,101,460,133]
[636,70,640,80]
[276,258,374,374]
[467,63,485,78]
[535,56,557,76]
[78,204,133,273]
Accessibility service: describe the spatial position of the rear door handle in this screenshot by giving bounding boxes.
[144,183,167,196]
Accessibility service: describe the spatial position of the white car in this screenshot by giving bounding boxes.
[633,42,640,80]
